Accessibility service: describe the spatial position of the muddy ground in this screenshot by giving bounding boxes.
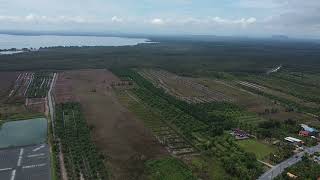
[54,69,168,180]
[0,72,19,102]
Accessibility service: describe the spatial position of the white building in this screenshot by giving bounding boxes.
[285,137,302,143]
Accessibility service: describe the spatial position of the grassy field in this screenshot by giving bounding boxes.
[145,157,196,180]
[237,139,276,160]
[191,157,230,179]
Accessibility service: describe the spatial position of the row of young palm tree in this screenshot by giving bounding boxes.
[54,102,108,180]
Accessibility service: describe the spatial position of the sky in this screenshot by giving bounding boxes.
[0,0,319,38]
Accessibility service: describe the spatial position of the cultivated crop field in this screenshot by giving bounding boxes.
[26,72,53,98]
[139,69,233,103]
[8,72,34,99]
[117,90,199,157]
[0,72,37,120]
[197,78,313,123]
[237,80,318,109]
[112,68,264,179]
[238,73,320,115]
[139,69,312,124]
[0,71,54,118]
[54,102,108,180]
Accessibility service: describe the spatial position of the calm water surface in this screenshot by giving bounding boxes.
[0,118,47,148]
[0,34,149,49]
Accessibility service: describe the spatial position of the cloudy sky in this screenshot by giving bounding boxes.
[0,0,319,38]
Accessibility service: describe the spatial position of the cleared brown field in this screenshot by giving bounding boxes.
[54,69,168,180]
[0,72,19,102]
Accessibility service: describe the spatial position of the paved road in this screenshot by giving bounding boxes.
[0,144,51,180]
[258,144,320,180]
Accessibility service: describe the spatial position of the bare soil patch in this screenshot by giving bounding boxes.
[26,97,47,113]
[54,69,168,180]
[0,72,19,102]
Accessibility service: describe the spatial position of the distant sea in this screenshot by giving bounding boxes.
[0,34,149,50]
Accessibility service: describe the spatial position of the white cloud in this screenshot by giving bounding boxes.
[111,16,123,23]
[150,18,165,25]
[0,14,89,24]
[246,17,257,23]
[211,17,256,26]
[147,16,257,28]
[0,14,257,30]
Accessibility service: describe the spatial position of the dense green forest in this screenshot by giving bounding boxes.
[1,38,320,75]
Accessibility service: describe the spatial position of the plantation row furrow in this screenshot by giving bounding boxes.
[118,90,199,156]
[53,102,108,180]
[237,83,320,115]
[26,72,53,98]
[131,89,205,146]
[140,69,233,103]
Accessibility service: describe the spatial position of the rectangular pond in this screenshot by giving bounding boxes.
[0,118,47,148]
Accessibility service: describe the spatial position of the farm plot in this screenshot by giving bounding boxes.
[236,80,318,109]
[139,69,233,103]
[0,72,53,116]
[25,98,47,113]
[8,72,34,99]
[117,90,198,157]
[244,74,320,104]
[54,102,108,180]
[26,72,53,98]
[112,69,264,179]
[0,72,36,120]
[53,69,168,180]
[198,78,312,123]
